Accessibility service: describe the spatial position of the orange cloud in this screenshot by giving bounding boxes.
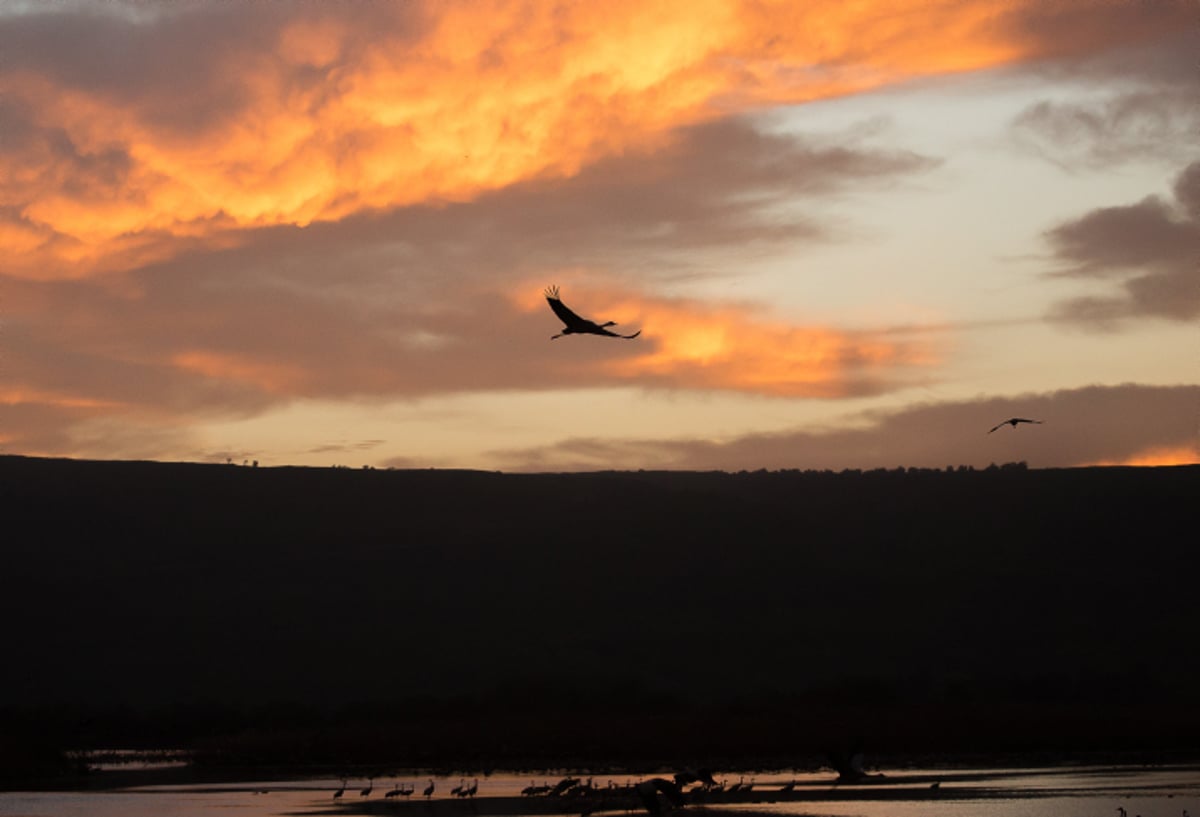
[525,286,935,396]
[172,351,311,395]
[0,386,125,411]
[614,300,934,397]
[1,0,1187,278]
[1086,445,1199,467]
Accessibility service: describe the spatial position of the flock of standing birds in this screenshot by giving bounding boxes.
[330,770,763,814]
[544,286,1044,436]
[333,775,460,801]
[328,772,1193,817]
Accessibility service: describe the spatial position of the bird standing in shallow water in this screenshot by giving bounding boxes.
[545,285,642,339]
[635,778,685,815]
[988,417,1043,433]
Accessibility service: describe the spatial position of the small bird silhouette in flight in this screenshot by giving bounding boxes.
[988,417,1043,433]
[545,285,641,339]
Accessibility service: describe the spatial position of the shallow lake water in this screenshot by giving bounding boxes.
[1,764,1197,817]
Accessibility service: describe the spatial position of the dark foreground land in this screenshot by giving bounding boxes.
[2,456,1197,784]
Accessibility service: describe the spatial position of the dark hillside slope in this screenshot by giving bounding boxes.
[1,456,1196,763]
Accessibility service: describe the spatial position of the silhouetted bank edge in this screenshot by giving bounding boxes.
[1,455,1198,785]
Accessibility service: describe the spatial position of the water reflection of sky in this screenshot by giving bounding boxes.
[1,765,1197,817]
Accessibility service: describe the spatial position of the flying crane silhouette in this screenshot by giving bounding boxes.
[988,417,1043,433]
[545,285,641,340]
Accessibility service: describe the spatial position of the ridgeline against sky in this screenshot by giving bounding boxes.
[3,456,1198,764]
[0,1,1196,470]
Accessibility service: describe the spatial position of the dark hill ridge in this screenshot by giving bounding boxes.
[1,455,1197,767]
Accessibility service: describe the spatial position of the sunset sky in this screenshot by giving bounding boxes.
[2,0,1197,471]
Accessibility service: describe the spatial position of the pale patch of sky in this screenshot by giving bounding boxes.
[623,68,1198,426]
[664,67,1185,343]
[187,385,891,470]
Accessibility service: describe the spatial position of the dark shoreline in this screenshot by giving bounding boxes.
[15,750,1200,794]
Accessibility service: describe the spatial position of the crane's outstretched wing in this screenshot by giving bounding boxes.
[545,285,589,329]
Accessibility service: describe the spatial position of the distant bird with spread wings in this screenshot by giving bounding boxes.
[988,417,1043,433]
[545,285,641,340]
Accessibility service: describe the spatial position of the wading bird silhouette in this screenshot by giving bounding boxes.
[545,285,641,340]
[673,768,717,789]
[827,745,886,785]
[423,779,435,799]
[333,779,346,800]
[549,777,580,796]
[635,778,685,816]
[361,777,374,797]
[988,417,1043,433]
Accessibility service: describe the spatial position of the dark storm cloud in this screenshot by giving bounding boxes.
[490,384,1199,472]
[1044,161,1200,328]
